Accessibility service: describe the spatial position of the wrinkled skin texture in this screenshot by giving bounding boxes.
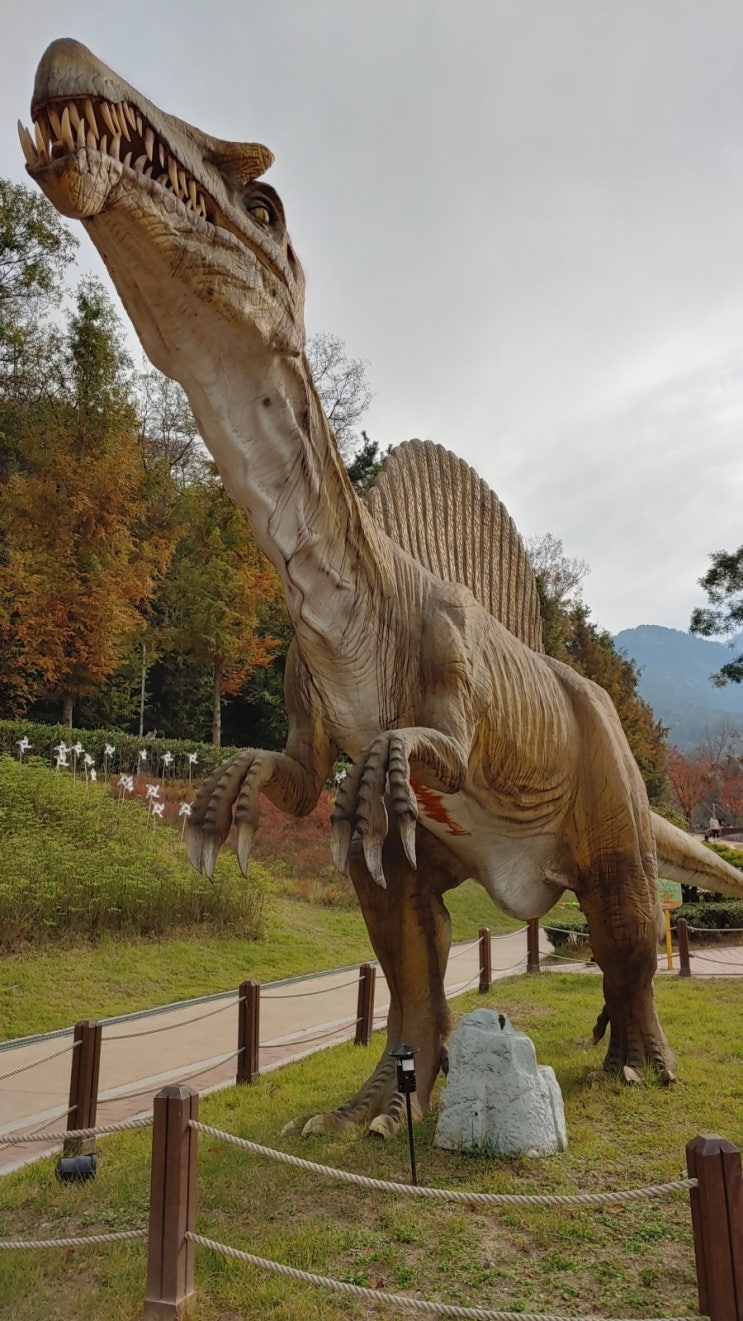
[26,39,743,1134]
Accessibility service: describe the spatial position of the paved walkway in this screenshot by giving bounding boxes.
[2,927,741,1175]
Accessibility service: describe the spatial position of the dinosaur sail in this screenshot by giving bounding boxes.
[366,439,543,652]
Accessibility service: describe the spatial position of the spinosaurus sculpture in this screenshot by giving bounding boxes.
[24,38,743,1137]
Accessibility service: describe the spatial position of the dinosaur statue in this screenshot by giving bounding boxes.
[24,38,743,1137]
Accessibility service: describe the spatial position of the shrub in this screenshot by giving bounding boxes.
[543,910,590,950]
[0,756,266,950]
[672,900,743,941]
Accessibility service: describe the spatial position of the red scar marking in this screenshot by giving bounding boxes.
[410,778,470,836]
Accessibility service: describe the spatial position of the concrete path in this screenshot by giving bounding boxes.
[1,925,740,1174]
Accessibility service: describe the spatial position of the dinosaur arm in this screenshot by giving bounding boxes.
[188,641,335,878]
[331,726,469,887]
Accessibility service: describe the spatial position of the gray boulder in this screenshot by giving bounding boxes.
[434,1008,567,1157]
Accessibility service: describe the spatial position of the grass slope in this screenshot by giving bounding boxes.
[2,974,741,1318]
[0,757,518,1040]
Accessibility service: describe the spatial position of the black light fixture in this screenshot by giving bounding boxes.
[55,1153,97,1182]
[390,1043,419,1185]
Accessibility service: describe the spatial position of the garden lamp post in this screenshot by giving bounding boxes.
[390,1043,419,1185]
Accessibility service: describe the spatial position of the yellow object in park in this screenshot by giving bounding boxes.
[658,878,683,970]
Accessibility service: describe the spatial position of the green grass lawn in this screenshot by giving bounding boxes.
[1,974,739,1319]
[0,753,519,1040]
[0,881,519,1040]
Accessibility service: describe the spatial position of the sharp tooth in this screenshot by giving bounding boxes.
[134,154,147,172]
[87,129,97,150]
[168,155,179,191]
[100,101,116,136]
[123,151,132,168]
[99,133,108,156]
[68,103,81,131]
[115,104,131,140]
[143,165,153,178]
[17,121,37,167]
[188,179,197,208]
[33,120,48,161]
[60,106,74,151]
[136,113,143,135]
[144,127,154,161]
[123,102,137,131]
[110,132,121,160]
[177,168,187,197]
[158,142,165,168]
[48,106,62,139]
[84,98,98,137]
[76,116,86,149]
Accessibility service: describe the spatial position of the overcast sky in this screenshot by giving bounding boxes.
[4,1,743,637]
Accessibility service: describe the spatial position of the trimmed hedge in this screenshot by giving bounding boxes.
[672,900,743,940]
[544,901,743,952]
[0,718,241,781]
[543,911,590,950]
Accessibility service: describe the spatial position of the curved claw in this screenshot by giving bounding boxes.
[300,1111,352,1137]
[398,812,417,870]
[186,824,204,873]
[201,833,220,881]
[186,825,220,879]
[362,837,387,889]
[368,1113,400,1139]
[330,816,352,876]
[621,1065,643,1086]
[235,823,255,877]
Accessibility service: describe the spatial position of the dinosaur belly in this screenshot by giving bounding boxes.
[411,780,567,921]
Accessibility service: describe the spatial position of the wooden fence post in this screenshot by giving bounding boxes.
[478,928,492,992]
[527,920,541,973]
[687,1134,743,1321]
[65,1019,102,1157]
[144,1085,199,1321]
[355,963,376,1045]
[677,917,692,978]
[236,980,260,1084]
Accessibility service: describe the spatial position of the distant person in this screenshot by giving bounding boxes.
[709,814,721,840]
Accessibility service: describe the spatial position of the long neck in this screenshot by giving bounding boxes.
[184,348,391,654]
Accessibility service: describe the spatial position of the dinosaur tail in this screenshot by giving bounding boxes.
[651,811,743,898]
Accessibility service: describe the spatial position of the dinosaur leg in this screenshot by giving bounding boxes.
[292,829,466,1139]
[580,880,675,1083]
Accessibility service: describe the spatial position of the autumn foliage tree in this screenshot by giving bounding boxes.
[0,280,177,724]
[666,747,713,825]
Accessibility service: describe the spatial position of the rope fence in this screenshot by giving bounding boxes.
[188,1119,697,1207]
[2,1083,724,1320]
[4,920,742,1162]
[185,1231,696,1321]
[2,913,743,1320]
[262,975,360,998]
[0,1039,77,1084]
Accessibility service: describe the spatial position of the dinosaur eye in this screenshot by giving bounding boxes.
[249,204,271,225]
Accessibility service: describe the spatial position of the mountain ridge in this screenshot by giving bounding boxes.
[613,625,743,750]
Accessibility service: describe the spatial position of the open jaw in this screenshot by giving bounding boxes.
[20,39,292,291]
[20,95,212,222]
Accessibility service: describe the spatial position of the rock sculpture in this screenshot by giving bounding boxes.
[434,1010,567,1157]
[24,39,743,1139]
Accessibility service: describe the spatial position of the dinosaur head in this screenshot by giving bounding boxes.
[21,39,306,380]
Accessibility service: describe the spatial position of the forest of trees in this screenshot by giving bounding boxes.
[1,177,670,800]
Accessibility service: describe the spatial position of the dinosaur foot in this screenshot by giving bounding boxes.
[591,997,676,1085]
[281,1051,430,1140]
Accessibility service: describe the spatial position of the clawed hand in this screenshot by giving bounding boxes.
[330,731,419,886]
